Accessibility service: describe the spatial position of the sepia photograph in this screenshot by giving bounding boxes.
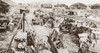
[0,0,100,53]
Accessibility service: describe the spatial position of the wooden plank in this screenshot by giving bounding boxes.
[47,36,58,53]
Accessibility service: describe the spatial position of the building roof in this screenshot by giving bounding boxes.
[91,4,100,9]
[92,4,100,6]
[71,3,87,7]
[41,4,52,8]
[1,0,16,5]
[70,2,87,9]
[54,4,69,9]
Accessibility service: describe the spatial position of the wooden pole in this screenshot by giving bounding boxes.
[21,18,23,29]
[23,13,25,32]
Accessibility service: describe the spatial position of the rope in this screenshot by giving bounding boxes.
[7,16,23,51]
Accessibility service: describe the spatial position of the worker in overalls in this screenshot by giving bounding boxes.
[26,31,35,53]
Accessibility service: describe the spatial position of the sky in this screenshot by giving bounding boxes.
[11,0,100,5]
